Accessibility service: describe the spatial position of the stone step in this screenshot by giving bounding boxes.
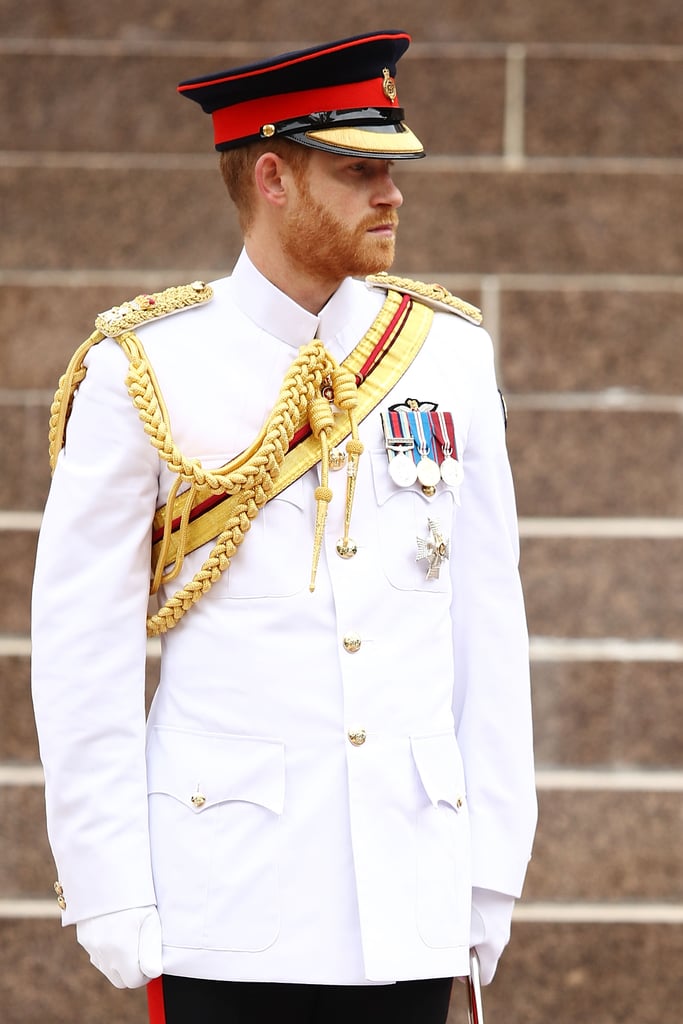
[521,535,683,639]
[2,165,683,275]
[0,917,147,1024]
[467,920,683,1024]
[3,395,681,516]
[4,654,683,770]
[532,659,683,769]
[0,915,682,1023]
[527,788,683,902]
[500,288,683,397]
[2,781,682,902]
[4,49,680,159]
[0,532,37,633]
[507,408,683,517]
[525,55,683,159]
[0,52,507,159]
[3,1,682,45]
[0,656,38,763]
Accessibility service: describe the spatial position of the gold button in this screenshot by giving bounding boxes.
[261,123,276,137]
[348,727,367,747]
[336,538,358,559]
[456,798,463,809]
[54,882,67,910]
[191,791,206,808]
[343,633,361,653]
[329,449,347,471]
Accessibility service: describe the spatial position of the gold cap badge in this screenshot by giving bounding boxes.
[382,68,397,102]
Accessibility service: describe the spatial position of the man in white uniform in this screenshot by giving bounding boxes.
[31,30,537,1024]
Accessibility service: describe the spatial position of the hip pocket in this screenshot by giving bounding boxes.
[147,725,285,951]
[411,732,471,948]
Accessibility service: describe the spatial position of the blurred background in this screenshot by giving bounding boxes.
[1,3,682,1022]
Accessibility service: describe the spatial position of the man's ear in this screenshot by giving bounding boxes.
[254,152,289,208]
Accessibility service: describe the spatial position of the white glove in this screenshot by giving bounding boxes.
[469,887,515,985]
[76,905,163,989]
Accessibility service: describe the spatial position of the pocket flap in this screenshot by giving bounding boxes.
[147,725,285,814]
[411,732,466,813]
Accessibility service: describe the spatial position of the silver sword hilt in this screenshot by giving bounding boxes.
[467,948,485,1024]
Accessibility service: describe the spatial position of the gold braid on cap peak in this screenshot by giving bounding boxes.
[49,292,363,635]
[366,272,483,325]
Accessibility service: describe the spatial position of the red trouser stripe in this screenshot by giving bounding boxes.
[147,978,166,1024]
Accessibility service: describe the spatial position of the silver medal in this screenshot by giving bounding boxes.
[440,455,464,486]
[416,456,441,488]
[389,452,418,487]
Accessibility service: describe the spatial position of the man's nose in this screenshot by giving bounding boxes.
[374,171,403,208]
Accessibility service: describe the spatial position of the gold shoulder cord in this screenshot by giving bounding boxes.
[48,281,367,637]
[48,281,213,471]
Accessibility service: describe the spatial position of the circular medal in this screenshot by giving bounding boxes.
[416,456,441,488]
[389,452,418,487]
[440,455,464,486]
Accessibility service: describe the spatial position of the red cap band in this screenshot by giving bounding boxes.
[211,76,399,147]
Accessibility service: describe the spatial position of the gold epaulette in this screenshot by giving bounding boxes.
[95,280,213,338]
[48,280,214,472]
[365,272,482,326]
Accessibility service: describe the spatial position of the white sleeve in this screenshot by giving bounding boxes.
[450,329,537,899]
[31,337,160,925]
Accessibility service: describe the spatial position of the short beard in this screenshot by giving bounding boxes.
[281,178,398,285]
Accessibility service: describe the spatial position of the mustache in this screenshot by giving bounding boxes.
[362,211,400,231]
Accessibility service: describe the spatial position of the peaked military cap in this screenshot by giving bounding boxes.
[177,30,424,159]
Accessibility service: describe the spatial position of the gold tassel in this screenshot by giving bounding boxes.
[331,368,364,558]
[308,395,335,591]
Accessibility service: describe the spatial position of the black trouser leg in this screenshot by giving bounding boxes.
[160,976,316,1023]
[316,977,453,1024]
[158,975,453,1024]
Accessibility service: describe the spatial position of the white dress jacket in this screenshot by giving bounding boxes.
[32,251,537,985]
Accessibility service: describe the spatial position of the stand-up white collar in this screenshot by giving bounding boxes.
[230,248,360,358]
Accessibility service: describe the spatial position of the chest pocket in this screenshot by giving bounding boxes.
[370,450,456,594]
[203,476,310,599]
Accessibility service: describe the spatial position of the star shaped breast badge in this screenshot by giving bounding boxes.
[416,518,450,580]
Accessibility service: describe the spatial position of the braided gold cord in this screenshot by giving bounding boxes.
[48,330,105,472]
[46,319,362,637]
[147,487,265,635]
[140,337,343,635]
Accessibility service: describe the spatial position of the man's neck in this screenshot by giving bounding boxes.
[244,239,341,315]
